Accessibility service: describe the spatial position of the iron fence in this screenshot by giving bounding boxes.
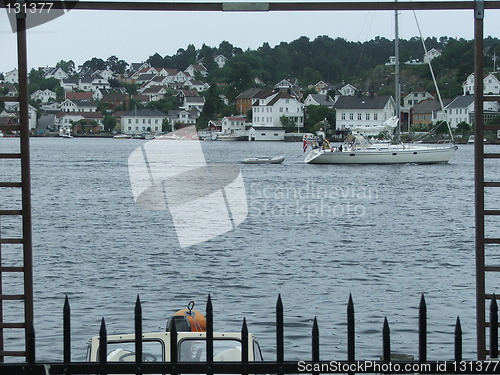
[0,294,499,374]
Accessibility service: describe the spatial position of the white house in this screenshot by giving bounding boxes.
[30,89,57,103]
[252,91,304,131]
[339,84,358,96]
[214,55,228,68]
[423,48,442,64]
[221,116,247,136]
[185,64,208,78]
[167,109,199,127]
[444,95,500,127]
[3,69,19,84]
[248,126,286,141]
[60,99,98,112]
[2,103,38,130]
[334,95,396,135]
[44,67,69,80]
[55,111,104,131]
[181,96,205,112]
[0,83,18,97]
[121,108,167,135]
[141,86,168,102]
[93,69,116,81]
[60,78,79,92]
[79,75,110,92]
[303,93,335,108]
[402,91,434,110]
[185,79,210,92]
[462,73,500,95]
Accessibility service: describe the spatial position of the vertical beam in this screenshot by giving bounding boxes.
[276,295,284,367]
[455,317,463,362]
[63,296,71,364]
[135,295,142,373]
[419,294,427,362]
[490,295,498,358]
[312,317,319,375]
[16,1,34,362]
[474,0,486,360]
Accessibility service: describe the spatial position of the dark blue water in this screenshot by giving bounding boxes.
[0,137,492,362]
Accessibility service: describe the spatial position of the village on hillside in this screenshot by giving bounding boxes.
[1,47,500,141]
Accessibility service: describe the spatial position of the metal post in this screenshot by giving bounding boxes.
[474,0,486,360]
[16,0,34,362]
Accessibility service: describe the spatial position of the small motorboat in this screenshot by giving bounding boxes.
[242,156,285,164]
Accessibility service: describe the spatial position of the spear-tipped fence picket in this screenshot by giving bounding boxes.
[0,294,499,374]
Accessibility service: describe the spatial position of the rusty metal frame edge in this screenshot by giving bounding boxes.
[4,0,500,362]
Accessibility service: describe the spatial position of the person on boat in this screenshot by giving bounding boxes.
[316,128,325,150]
[302,133,309,153]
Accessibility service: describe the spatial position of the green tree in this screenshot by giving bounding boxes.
[280,116,297,132]
[79,57,106,76]
[103,115,117,132]
[56,60,75,74]
[456,121,471,136]
[304,105,336,133]
[106,55,128,75]
[198,85,224,126]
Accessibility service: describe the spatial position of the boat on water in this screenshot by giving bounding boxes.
[218,134,242,141]
[305,135,456,164]
[242,156,285,164]
[113,134,132,139]
[86,302,264,362]
[468,135,486,144]
[304,8,456,165]
[59,128,73,139]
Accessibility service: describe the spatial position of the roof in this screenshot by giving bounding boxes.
[250,126,285,131]
[66,92,93,100]
[446,95,475,109]
[224,116,246,121]
[136,74,156,81]
[306,94,335,106]
[184,96,205,103]
[123,108,167,117]
[236,88,264,100]
[57,111,103,119]
[411,99,450,114]
[334,95,392,110]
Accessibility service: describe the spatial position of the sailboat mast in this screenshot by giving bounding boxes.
[394,2,401,138]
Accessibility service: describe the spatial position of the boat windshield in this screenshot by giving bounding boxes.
[103,339,163,362]
[179,338,242,361]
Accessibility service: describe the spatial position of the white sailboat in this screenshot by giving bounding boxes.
[304,6,457,165]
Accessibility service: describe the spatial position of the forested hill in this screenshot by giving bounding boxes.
[147,35,499,97]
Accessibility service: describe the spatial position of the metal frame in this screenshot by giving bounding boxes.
[1,294,499,373]
[1,0,499,361]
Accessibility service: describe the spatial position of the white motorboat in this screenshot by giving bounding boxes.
[86,302,264,363]
[242,156,285,164]
[468,135,486,144]
[218,134,242,141]
[304,7,456,165]
[113,134,132,139]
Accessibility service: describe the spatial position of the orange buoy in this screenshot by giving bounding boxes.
[166,301,206,332]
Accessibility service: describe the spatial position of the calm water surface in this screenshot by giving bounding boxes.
[0,137,493,361]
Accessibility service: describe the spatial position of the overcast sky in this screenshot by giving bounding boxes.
[1,1,500,73]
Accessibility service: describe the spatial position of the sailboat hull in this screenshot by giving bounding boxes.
[304,145,457,164]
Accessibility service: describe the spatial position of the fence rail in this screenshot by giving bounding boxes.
[1,294,499,374]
